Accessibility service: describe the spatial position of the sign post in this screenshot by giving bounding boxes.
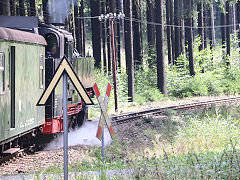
[63,72,68,180]
[37,56,93,180]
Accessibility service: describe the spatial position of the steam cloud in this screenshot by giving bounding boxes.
[44,120,112,151]
[47,0,71,23]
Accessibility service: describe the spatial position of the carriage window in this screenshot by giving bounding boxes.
[39,55,44,89]
[0,52,5,94]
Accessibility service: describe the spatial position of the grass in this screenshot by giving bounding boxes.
[32,104,240,179]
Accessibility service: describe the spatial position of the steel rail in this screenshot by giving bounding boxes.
[111,96,240,125]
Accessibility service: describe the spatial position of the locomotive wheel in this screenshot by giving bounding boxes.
[76,106,88,127]
[70,116,77,130]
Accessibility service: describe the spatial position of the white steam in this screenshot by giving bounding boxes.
[47,0,80,24]
[44,120,112,151]
[47,0,70,23]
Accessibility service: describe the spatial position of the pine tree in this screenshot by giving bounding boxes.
[226,1,230,66]
[19,0,25,16]
[132,0,143,68]
[155,0,166,96]
[197,0,204,50]
[166,0,172,64]
[30,0,36,16]
[174,0,181,61]
[146,0,156,67]
[10,0,16,16]
[184,0,195,76]
[90,0,101,68]
[124,0,135,102]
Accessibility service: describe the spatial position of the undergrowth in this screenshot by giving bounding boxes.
[83,105,240,179]
[89,35,240,119]
[32,105,240,179]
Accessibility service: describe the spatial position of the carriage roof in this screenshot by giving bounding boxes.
[0,26,46,45]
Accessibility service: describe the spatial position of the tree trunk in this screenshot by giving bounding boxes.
[197,1,204,50]
[16,1,20,15]
[116,0,121,70]
[10,0,16,16]
[90,0,101,68]
[106,0,111,73]
[174,0,181,60]
[226,1,230,66]
[19,0,25,16]
[2,0,10,15]
[180,0,185,55]
[184,0,195,76]
[232,4,236,33]
[146,0,156,67]
[109,0,118,70]
[132,0,143,68]
[79,0,85,56]
[27,0,31,16]
[0,0,3,15]
[203,6,207,49]
[221,4,226,47]
[237,1,240,49]
[124,0,135,102]
[170,0,175,63]
[120,0,125,50]
[74,2,80,54]
[30,0,36,16]
[166,0,172,64]
[155,0,166,96]
[209,4,215,49]
[101,0,107,72]
[43,0,49,23]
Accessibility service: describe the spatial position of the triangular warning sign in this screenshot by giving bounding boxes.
[37,56,94,106]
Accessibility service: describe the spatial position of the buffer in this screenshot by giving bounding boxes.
[37,56,94,106]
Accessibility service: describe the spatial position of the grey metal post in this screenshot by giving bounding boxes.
[102,126,105,162]
[63,72,68,180]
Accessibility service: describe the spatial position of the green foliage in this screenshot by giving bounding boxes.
[89,33,240,117]
[167,35,240,98]
[134,66,164,103]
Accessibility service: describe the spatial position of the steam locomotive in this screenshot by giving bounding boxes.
[0,16,94,155]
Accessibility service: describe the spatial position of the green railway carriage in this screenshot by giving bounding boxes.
[0,17,95,154]
[0,27,46,146]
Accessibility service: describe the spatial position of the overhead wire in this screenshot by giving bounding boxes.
[0,0,238,30]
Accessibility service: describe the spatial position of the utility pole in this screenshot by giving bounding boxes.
[109,13,118,112]
[98,12,124,111]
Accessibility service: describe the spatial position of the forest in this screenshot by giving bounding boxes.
[1,1,240,178]
[0,0,240,108]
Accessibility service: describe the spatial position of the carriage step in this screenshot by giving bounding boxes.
[2,148,20,154]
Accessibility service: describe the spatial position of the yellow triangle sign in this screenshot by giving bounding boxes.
[37,56,94,106]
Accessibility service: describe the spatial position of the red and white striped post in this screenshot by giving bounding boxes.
[93,83,115,139]
[93,83,115,161]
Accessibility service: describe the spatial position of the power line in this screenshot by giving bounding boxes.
[0,0,238,30]
[75,14,238,29]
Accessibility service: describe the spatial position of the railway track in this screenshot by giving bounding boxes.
[1,96,240,171]
[0,145,35,166]
[111,96,240,125]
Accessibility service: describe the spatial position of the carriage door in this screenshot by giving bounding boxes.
[10,46,15,128]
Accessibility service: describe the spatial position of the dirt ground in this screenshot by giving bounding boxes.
[0,95,239,176]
